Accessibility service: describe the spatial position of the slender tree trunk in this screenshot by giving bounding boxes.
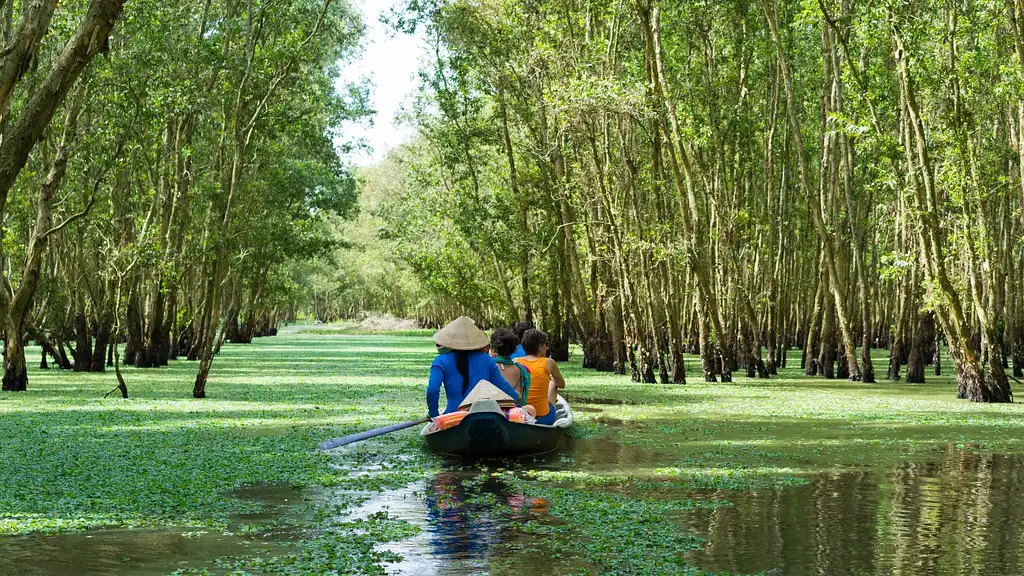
[805,262,825,376]
[640,4,732,381]
[763,0,860,380]
[893,24,1009,402]
[0,0,126,219]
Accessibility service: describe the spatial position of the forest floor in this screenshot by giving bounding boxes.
[2,326,1024,575]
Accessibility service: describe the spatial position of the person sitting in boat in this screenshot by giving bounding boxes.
[428,316,521,419]
[510,321,533,359]
[490,328,535,416]
[514,329,566,425]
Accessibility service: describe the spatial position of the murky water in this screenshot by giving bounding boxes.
[0,485,307,576]
[0,527,294,576]
[346,473,556,575]
[6,403,1024,575]
[685,449,1024,576]
[349,415,1024,576]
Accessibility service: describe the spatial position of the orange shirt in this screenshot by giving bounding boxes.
[515,357,551,417]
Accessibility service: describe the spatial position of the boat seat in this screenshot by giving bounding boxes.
[551,395,573,428]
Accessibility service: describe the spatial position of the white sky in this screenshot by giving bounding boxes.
[337,0,426,166]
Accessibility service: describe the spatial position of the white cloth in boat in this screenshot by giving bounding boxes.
[458,380,517,410]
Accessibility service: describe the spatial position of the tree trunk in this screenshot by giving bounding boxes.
[641,4,732,383]
[893,25,1010,402]
[0,0,126,219]
[1,87,84,389]
[805,264,825,376]
[763,0,860,380]
[2,327,27,391]
[91,320,110,372]
[819,302,837,380]
[906,313,934,384]
[73,312,91,372]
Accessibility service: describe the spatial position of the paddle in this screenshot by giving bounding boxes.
[317,418,430,451]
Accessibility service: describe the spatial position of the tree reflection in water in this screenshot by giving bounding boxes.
[686,449,1024,576]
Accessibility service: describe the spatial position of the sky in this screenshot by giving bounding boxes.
[337,0,427,166]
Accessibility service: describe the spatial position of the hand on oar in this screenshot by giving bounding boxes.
[317,417,430,451]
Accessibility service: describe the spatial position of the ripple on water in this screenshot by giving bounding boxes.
[345,473,558,575]
[0,527,295,576]
[683,449,1024,576]
[349,428,1024,576]
[8,418,1023,576]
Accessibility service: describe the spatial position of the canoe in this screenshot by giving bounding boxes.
[421,395,573,456]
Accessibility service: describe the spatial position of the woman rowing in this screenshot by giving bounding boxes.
[427,316,521,419]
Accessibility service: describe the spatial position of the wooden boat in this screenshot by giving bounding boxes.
[421,395,573,456]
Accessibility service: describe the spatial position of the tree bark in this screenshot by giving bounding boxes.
[0,0,125,220]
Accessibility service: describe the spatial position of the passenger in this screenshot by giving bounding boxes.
[427,317,521,419]
[490,328,534,416]
[510,321,534,359]
[514,329,566,425]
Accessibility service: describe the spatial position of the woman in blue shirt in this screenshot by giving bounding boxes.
[427,317,521,418]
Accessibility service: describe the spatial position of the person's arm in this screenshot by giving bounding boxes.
[427,362,444,418]
[547,358,566,389]
[488,359,522,404]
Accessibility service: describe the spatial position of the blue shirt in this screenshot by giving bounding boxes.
[427,350,521,417]
[510,344,526,360]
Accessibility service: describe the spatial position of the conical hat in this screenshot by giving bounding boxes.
[458,380,516,409]
[433,316,489,350]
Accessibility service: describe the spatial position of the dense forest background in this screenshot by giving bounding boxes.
[313,0,1024,404]
[0,0,367,396]
[3,0,1023,405]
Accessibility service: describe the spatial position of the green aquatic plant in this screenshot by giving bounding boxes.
[502,478,718,575]
[5,332,1024,574]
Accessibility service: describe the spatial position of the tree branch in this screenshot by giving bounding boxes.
[41,177,99,240]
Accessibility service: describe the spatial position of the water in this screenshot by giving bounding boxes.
[347,473,557,575]
[5,405,1024,575]
[348,420,1024,575]
[0,485,307,576]
[0,527,294,576]
[684,450,1024,576]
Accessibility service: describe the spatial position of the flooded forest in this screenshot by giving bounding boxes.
[352,0,1024,404]
[1,0,1024,575]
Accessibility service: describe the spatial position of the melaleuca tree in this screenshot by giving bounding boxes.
[0,0,368,395]
[368,0,1022,402]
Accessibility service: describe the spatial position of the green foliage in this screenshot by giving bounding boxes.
[6,331,1024,573]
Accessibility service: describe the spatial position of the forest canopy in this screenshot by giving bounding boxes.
[328,0,1024,404]
[0,0,368,396]
[2,0,1021,405]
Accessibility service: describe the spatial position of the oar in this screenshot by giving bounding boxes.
[317,418,430,451]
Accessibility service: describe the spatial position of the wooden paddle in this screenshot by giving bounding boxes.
[317,418,430,451]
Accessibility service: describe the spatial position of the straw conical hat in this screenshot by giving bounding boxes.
[458,380,516,409]
[433,316,489,350]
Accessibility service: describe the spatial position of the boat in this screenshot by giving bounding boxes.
[421,394,573,456]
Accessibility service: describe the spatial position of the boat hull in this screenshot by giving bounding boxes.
[422,396,572,457]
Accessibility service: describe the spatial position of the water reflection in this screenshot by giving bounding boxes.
[424,472,545,561]
[0,527,293,576]
[5,428,1022,576]
[686,449,1024,576]
[357,471,554,576]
